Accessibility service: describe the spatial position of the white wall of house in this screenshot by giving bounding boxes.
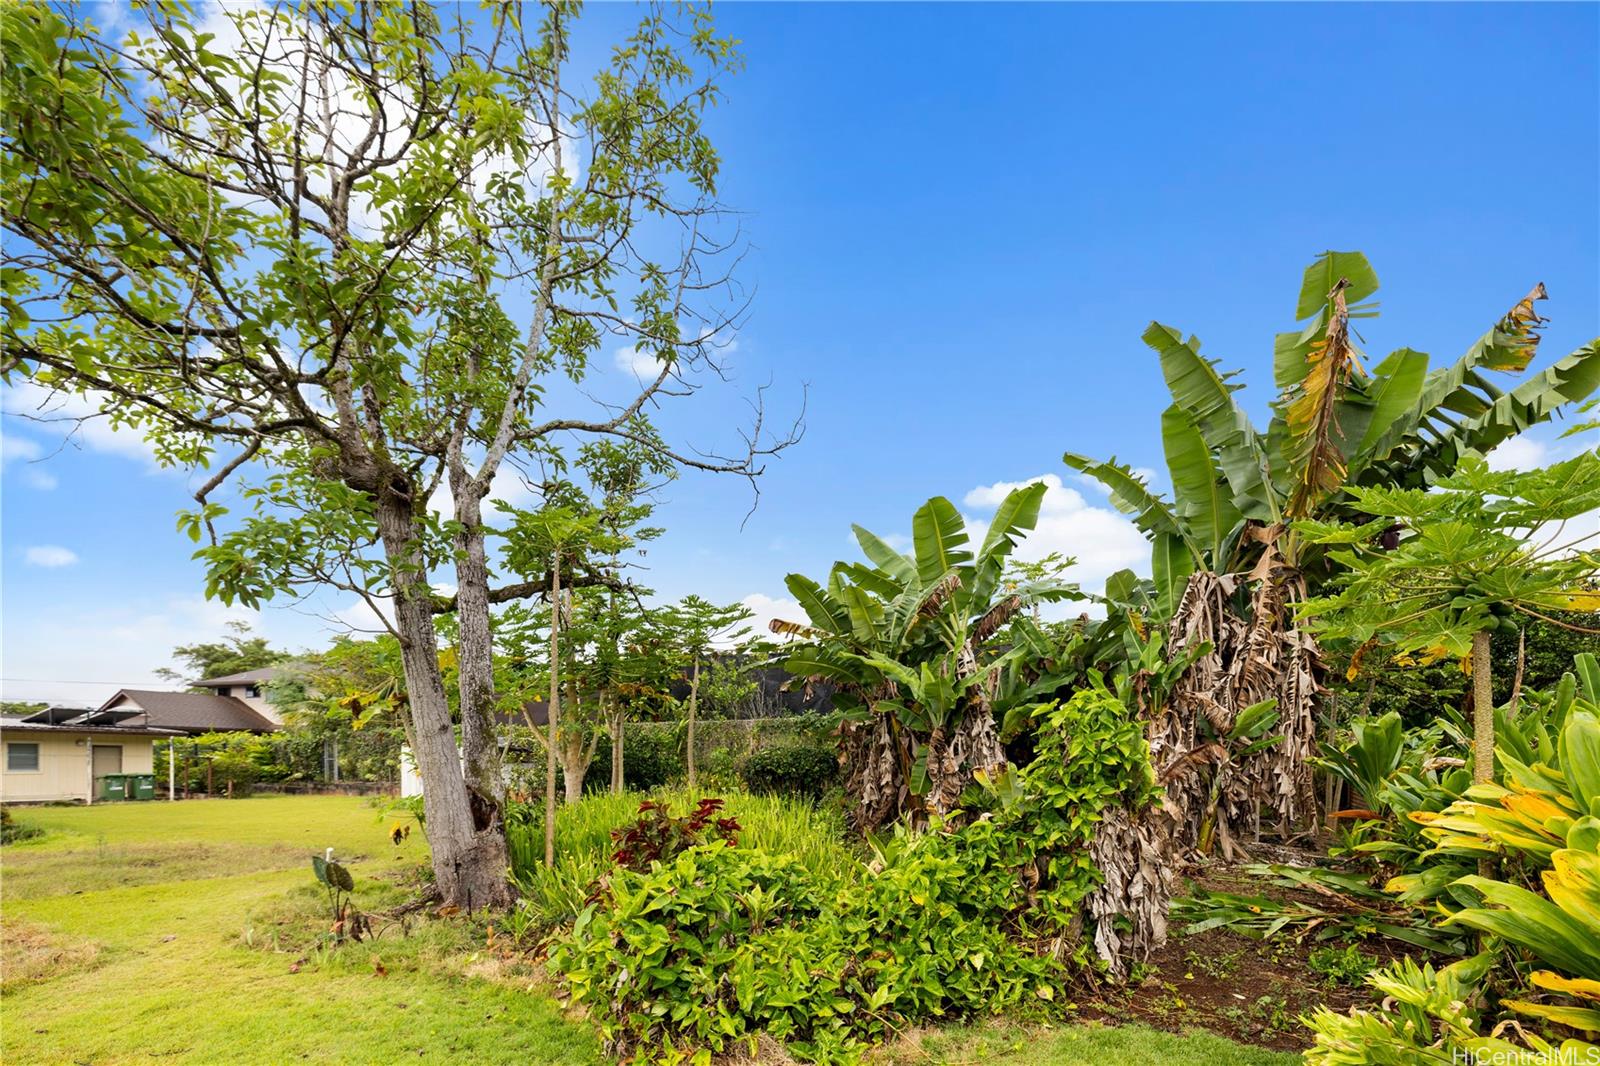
[210,685,283,725]
[398,745,424,798]
[1,732,155,803]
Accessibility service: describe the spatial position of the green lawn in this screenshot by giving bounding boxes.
[0,797,1298,1065]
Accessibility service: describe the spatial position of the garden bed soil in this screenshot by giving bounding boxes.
[1077,857,1428,1053]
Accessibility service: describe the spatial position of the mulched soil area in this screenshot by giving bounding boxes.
[1076,847,1435,1053]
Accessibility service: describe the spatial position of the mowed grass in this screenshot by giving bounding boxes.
[1,797,598,1065]
[0,797,1299,1065]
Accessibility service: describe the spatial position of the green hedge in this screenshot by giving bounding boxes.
[739,745,839,800]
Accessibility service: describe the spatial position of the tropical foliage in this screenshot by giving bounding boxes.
[770,482,1078,829]
[1064,251,1600,859]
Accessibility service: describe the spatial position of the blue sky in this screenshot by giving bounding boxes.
[4,2,1597,704]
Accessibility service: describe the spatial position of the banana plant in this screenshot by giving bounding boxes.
[770,483,1080,829]
[1065,250,1600,611]
[1063,251,1600,854]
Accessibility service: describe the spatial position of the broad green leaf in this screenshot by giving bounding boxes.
[1295,250,1379,321]
[1160,403,1238,560]
[911,496,971,585]
[1144,323,1276,521]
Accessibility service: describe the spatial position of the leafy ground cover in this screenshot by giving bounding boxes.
[0,797,1300,1064]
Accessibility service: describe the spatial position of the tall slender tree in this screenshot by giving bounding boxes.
[660,596,753,789]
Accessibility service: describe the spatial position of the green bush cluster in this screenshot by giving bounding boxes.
[583,728,685,793]
[549,688,1162,1063]
[739,745,839,800]
[551,832,1057,1063]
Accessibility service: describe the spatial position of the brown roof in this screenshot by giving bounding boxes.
[96,690,278,734]
[193,667,286,688]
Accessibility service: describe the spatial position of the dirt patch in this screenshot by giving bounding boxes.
[1076,860,1432,1053]
[1,917,101,991]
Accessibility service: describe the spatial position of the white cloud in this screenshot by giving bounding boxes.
[614,344,665,379]
[1,433,41,462]
[1486,435,1550,473]
[426,465,539,517]
[0,432,58,489]
[961,473,1150,612]
[732,592,805,646]
[3,382,164,468]
[24,545,79,568]
[0,595,264,705]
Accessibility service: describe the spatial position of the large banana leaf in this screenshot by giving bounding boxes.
[1062,452,1182,538]
[1358,289,1599,488]
[1160,403,1239,561]
[971,482,1047,607]
[784,573,849,636]
[1150,530,1196,623]
[911,495,971,586]
[852,524,916,586]
[1352,347,1430,457]
[1144,322,1277,521]
[1295,250,1380,322]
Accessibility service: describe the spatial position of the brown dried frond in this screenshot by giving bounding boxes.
[912,571,962,624]
[971,594,1023,646]
[768,618,824,639]
[1486,282,1549,372]
[1287,279,1361,519]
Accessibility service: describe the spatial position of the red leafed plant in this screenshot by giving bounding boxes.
[610,797,741,872]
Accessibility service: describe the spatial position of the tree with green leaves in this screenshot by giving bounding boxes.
[659,595,753,789]
[266,635,411,783]
[156,620,288,688]
[771,483,1079,828]
[1298,451,1600,786]
[2,1,794,907]
[1064,250,1600,854]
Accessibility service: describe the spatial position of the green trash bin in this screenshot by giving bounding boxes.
[98,774,128,802]
[130,774,156,800]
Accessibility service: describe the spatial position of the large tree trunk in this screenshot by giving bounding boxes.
[1472,628,1495,785]
[449,488,508,821]
[375,491,510,909]
[545,552,561,868]
[687,653,700,789]
[560,735,589,802]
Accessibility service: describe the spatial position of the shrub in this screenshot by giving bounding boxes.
[552,832,1056,1064]
[610,797,740,871]
[584,728,685,793]
[740,745,839,801]
[0,808,41,845]
[549,688,1165,1062]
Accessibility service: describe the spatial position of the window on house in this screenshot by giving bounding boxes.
[7,743,40,771]
[245,685,260,699]
[217,686,231,696]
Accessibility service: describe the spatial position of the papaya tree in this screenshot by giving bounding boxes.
[659,596,754,789]
[1297,451,1600,787]
[1064,251,1600,856]
[1,1,795,906]
[770,483,1079,828]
